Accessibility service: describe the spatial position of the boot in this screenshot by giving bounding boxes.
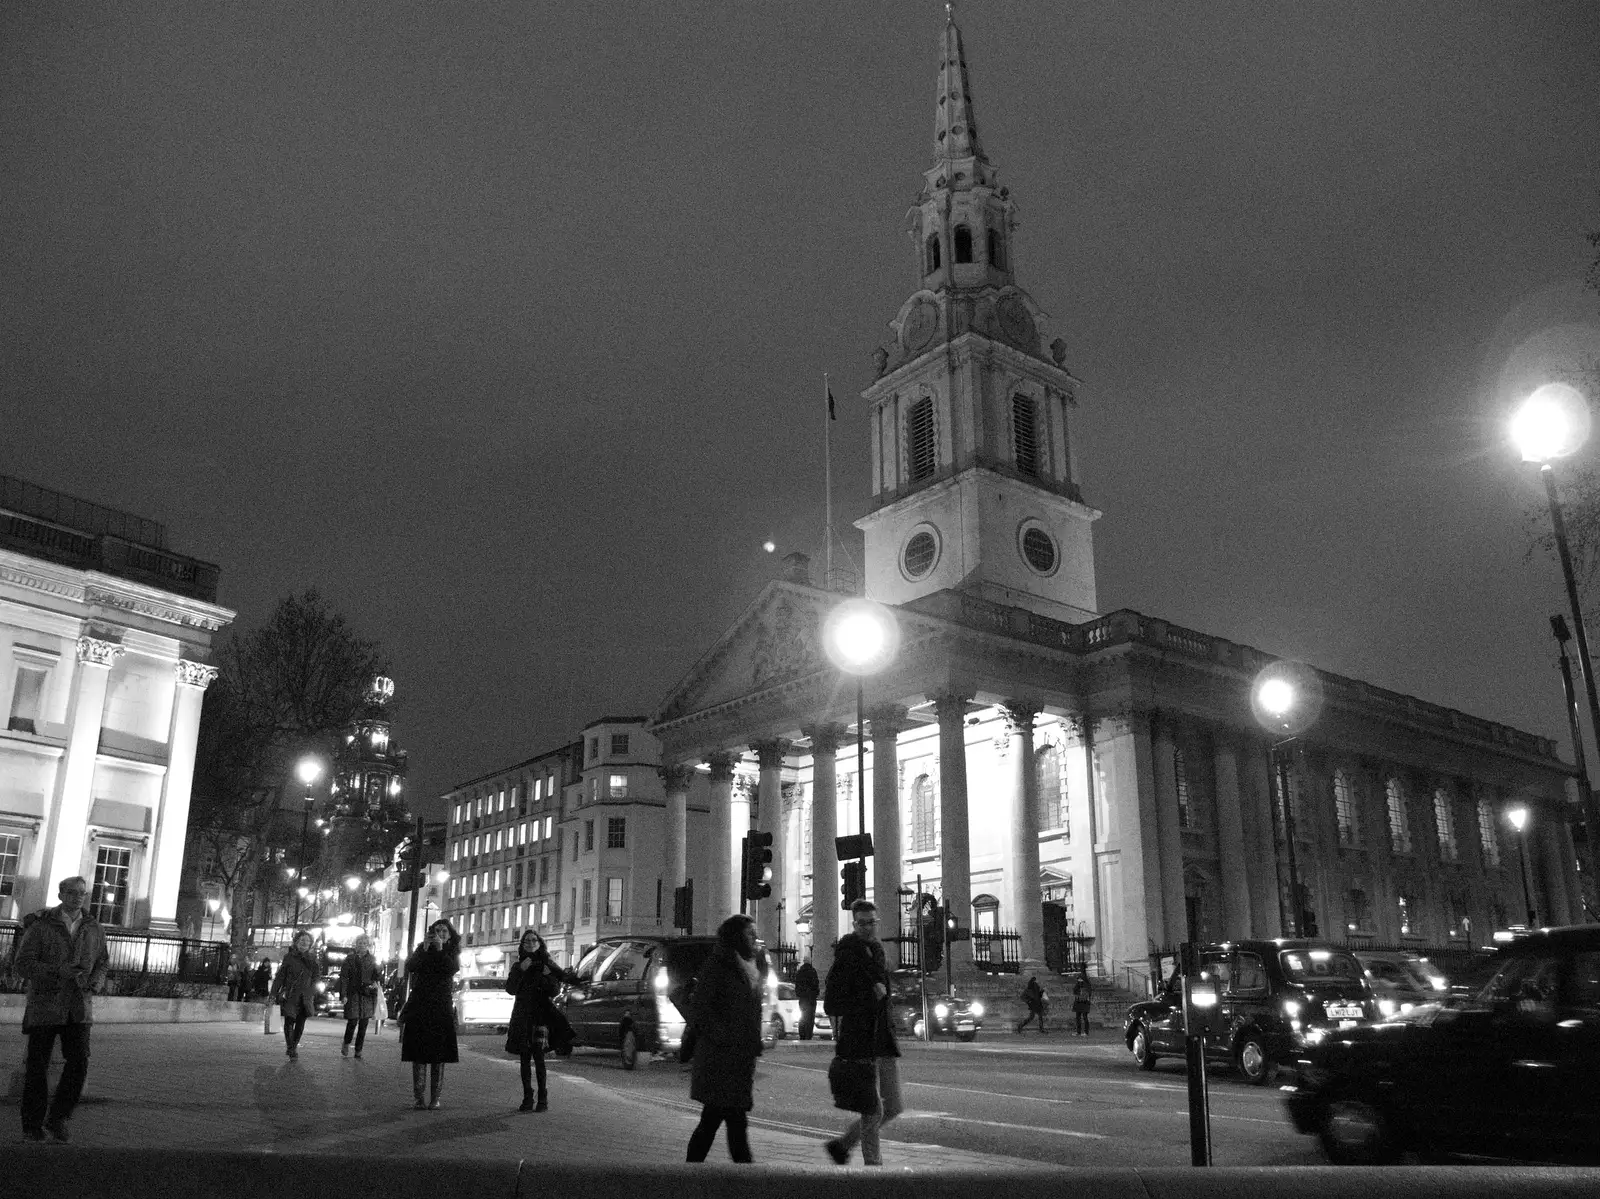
[412,1064,427,1109]
[519,1090,536,1113]
[534,1090,548,1113]
[428,1064,444,1110]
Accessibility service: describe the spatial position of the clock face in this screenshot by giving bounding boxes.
[997,295,1036,349]
[903,301,937,354]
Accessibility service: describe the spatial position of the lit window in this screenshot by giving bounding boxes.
[493,869,501,890]
[1333,770,1358,847]
[0,832,21,900]
[604,877,624,925]
[911,774,937,853]
[1434,787,1458,862]
[451,842,459,862]
[1386,778,1412,854]
[1035,743,1063,831]
[540,899,549,925]
[521,823,530,845]
[1478,797,1501,867]
[544,816,554,839]
[89,847,131,926]
[607,818,626,849]
[609,773,628,798]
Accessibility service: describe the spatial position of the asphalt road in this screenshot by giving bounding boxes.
[468,1030,1326,1168]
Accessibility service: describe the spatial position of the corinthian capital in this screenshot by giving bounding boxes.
[867,705,909,741]
[802,723,847,755]
[175,660,219,690]
[1001,701,1041,737]
[659,763,696,793]
[751,738,792,769]
[704,751,738,784]
[76,636,124,669]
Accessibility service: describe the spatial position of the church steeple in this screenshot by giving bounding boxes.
[856,9,1101,626]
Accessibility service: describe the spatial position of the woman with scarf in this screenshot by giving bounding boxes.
[339,933,382,1058]
[685,913,764,1164]
[400,919,460,1109]
[269,931,320,1060]
[504,929,574,1112]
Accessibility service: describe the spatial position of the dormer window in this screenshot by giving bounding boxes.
[954,225,973,263]
[925,233,941,273]
[987,227,1005,270]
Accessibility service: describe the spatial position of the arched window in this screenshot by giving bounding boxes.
[1385,777,1412,854]
[954,224,973,263]
[1333,770,1358,847]
[972,893,999,932]
[1035,743,1063,831]
[1012,393,1039,476]
[1433,787,1458,861]
[911,773,937,853]
[907,396,937,482]
[987,227,1004,269]
[925,232,941,273]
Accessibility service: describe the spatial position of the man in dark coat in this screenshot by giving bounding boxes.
[793,953,820,1041]
[1018,975,1049,1034]
[685,914,764,1164]
[822,899,901,1167]
[14,876,109,1142]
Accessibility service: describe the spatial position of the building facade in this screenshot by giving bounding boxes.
[0,475,233,928]
[646,14,1583,986]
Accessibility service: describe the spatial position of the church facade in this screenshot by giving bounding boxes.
[647,14,1581,983]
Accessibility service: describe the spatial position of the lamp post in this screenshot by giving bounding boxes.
[1511,382,1600,899]
[292,757,321,927]
[1251,661,1324,938]
[1507,806,1538,926]
[822,598,901,879]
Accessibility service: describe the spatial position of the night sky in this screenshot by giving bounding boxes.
[5,3,1599,813]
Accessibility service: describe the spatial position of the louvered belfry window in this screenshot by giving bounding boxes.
[1013,394,1039,476]
[908,397,937,482]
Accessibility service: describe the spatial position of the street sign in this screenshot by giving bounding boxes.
[834,833,874,859]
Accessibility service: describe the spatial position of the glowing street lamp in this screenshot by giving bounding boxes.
[1506,806,1537,927]
[1511,382,1600,896]
[1251,661,1324,937]
[292,756,322,927]
[823,598,901,868]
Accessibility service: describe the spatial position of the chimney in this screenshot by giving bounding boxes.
[781,552,812,585]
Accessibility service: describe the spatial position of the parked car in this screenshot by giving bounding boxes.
[888,973,982,1041]
[453,974,515,1031]
[314,973,341,1017]
[1285,924,1600,1165]
[557,936,778,1069]
[767,981,831,1040]
[1353,950,1449,1016]
[1124,939,1378,1085]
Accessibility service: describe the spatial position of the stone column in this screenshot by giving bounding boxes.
[41,635,123,899]
[1239,742,1282,937]
[705,753,736,929]
[661,763,694,925]
[1211,733,1253,937]
[751,740,790,945]
[1148,712,1189,942]
[782,783,803,948]
[1069,714,1105,958]
[869,706,907,939]
[1534,809,1573,926]
[935,692,974,971]
[1001,702,1045,965]
[1552,814,1585,927]
[804,724,844,979]
[146,660,217,929]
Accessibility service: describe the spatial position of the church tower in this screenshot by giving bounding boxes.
[856,10,1099,623]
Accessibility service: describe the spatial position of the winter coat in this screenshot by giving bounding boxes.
[400,943,460,1064]
[1072,977,1093,1014]
[793,961,820,1003]
[271,947,321,1019]
[13,907,109,1032]
[824,933,899,1060]
[1022,977,1046,1014]
[340,951,382,1021]
[251,962,272,998]
[504,952,572,1055]
[688,946,763,1110]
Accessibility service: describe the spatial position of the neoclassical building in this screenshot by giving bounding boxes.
[647,13,1581,983]
[0,475,233,929]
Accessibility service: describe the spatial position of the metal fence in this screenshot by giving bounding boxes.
[1,921,230,987]
[972,928,1022,973]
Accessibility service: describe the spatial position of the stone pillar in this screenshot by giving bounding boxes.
[661,763,693,925]
[935,692,974,970]
[1211,733,1253,937]
[804,724,844,979]
[41,635,123,900]
[751,740,789,946]
[1239,742,1282,938]
[781,783,803,948]
[868,707,907,939]
[705,753,736,930]
[1069,714,1105,959]
[1535,809,1573,926]
[146,660,217,930]
[1001,702,1045,965]
[1149,712,1189,943]
[1552,814,1584,927]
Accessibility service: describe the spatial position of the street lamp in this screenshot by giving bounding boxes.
[1251,661,1324,938]
[292,757,321,927]
[823,598,901,875]
[1511,382,1600,898]
[1507,806,1537,927]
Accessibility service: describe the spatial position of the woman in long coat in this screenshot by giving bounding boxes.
[339,933,381,1058]
[269,931,320,1060]
[504,929,574,1112]
[685,913,764,1164]
[401,919,460,1109]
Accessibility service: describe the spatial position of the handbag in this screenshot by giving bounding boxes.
[828,1057,879,1114]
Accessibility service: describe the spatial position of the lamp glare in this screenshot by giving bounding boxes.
[1511,383,1590,463]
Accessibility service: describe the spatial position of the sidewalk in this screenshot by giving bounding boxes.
[0,1018,1020,1171]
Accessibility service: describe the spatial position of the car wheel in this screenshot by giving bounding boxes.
[1235,1035,1276,1085]
[620,1026,638,1071]
[1320,1096,1400,1165]
[1131,1023,1158,1070]
[769,1013,785,1040]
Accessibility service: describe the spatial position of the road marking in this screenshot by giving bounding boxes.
[935,1115,1107,1140]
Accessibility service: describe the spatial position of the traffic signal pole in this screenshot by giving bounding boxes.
[403,815,422,992]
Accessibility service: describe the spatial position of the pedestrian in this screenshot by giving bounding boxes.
[823,899,902,1167]
[13,876,109,1143]
[270,931,320,1059]
[400,919,460,1110]
[505,929,574,1112]
[1072,969,1093,1037]
[684,913,764,1164]
[793,951,820,1041]
[340,934,382,1058]
[252,959,272,1000]
[1017,975,1048,1034]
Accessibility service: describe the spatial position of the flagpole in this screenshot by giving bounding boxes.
[824,373,833,587]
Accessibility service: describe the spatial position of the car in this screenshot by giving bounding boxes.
[1123,939,1378,1085]
[766,981,831,1040]
[314,973,341,1017]
[1285,924,1600,1165]
[453,975,515,1030]
[557,936,779,1070]
[888,973,983,1041]
[1353,950,1449,1016]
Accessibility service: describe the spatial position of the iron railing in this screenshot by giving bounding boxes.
[1,922,230,988]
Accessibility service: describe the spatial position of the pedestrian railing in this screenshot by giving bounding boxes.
[972,928,1021,972]
[1,921,230,990]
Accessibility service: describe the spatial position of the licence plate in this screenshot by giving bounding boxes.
[956,1020,975,1031]
[1325,1003,1362,1019]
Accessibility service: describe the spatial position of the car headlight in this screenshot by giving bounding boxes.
[1283,999,1301,1017]
[1377,998,1397,1018]
[316,982,327,993]
[934,1002,950,1018]
[970,1001,984,1017]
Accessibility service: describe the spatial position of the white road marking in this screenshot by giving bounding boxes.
[935,1116,1107,1140]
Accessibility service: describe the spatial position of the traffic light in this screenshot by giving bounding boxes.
[921,902,944,971]
[743,831,774,900]
[840,860,865,909]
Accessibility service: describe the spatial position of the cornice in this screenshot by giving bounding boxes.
[0,549,234,633]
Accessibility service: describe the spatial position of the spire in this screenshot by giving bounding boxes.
[930,4,990,186]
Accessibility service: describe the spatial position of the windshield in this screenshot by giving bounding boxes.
[465,978,502,991]
[1280,949,1363,984]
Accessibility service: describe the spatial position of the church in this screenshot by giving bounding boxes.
[647,12,1581,986]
